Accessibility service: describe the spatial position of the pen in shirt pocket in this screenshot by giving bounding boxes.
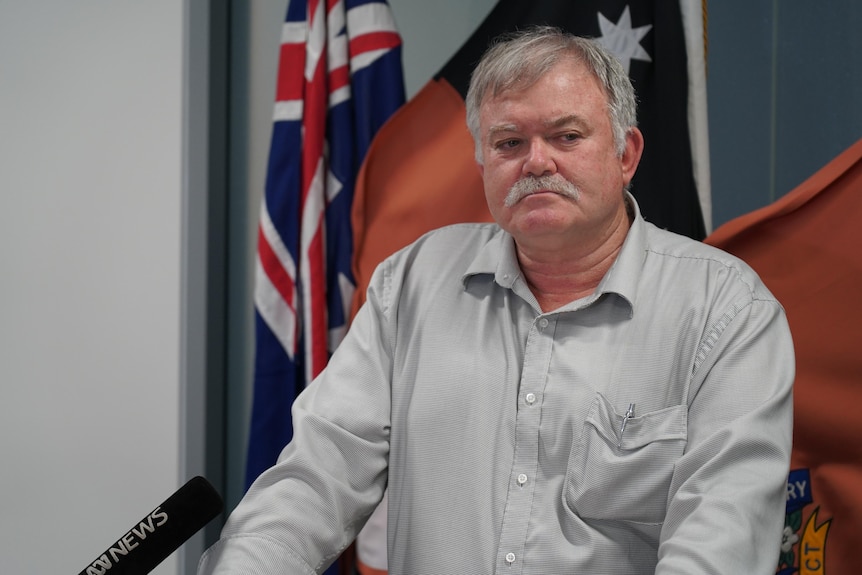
[617,403,636,448]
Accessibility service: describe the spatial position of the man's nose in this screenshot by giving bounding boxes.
[522,139,557,177]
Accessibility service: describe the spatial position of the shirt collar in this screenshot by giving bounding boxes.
[461,225,519,288]
[461,192,648,315]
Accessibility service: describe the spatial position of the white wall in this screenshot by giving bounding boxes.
[391,0,498,99]
[0,2,185,574]
[0,1,498,572]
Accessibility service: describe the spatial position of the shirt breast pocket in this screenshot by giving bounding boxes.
[563,392,687,525]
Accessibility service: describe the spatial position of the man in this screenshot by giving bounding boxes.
[199,27,794,574]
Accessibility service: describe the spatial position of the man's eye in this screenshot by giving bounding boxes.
[497,139,520,149]
[560,133,580,142]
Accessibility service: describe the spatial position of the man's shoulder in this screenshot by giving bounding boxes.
[420,222,502,242]
[370,223,503,304]
[642,221,774,299]
[392,222,502,259]
[643,222,731,260]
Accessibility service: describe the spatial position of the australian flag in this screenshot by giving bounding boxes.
[246,0,405,502]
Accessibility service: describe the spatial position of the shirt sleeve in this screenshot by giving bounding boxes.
[197,261,396,575]
[657,294,795,574]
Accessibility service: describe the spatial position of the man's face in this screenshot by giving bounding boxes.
[477,58,642,250]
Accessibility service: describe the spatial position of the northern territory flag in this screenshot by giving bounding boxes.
[707,137,862,575]
[351,0,710,316]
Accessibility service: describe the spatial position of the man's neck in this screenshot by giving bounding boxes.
[516,205,632,312]
[518,244,623,312]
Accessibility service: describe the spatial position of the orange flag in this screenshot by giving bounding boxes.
[706,137,862,574]
[350,78,493,316]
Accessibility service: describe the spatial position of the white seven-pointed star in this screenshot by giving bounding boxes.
[597,6,652,73]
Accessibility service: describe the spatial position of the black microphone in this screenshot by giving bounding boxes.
[78,476,223,575]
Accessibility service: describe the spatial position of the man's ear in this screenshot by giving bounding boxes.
[621,127,644,185]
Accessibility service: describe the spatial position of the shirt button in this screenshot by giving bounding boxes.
[505,552,516,564]
[538,317,549,329]
[517,473,528,486]
[525,393,536,405]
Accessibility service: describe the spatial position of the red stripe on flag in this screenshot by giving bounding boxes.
[301,49,326,198]
[329,65,350,95]
[309,0,322,27]
[276,43,306,102]
[257,226,297,314]
[300,9,330,380]
[350,31,402,58]
[306,220,329,376]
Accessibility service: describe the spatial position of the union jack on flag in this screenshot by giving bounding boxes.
[245,0,405,492]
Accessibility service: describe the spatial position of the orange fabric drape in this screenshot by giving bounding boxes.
[350,78,493,317]
[706,138,862,574]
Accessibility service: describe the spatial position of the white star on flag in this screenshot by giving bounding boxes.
[597,5,652,73]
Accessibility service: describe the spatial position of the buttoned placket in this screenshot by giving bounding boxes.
[495,313,556,573]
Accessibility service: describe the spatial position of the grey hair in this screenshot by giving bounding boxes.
[465,26,637,163]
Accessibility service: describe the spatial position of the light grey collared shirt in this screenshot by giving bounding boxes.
[199,196,794,575]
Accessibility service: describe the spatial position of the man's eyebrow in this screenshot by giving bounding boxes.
[545,114,588,129]
[487,123,519,135]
